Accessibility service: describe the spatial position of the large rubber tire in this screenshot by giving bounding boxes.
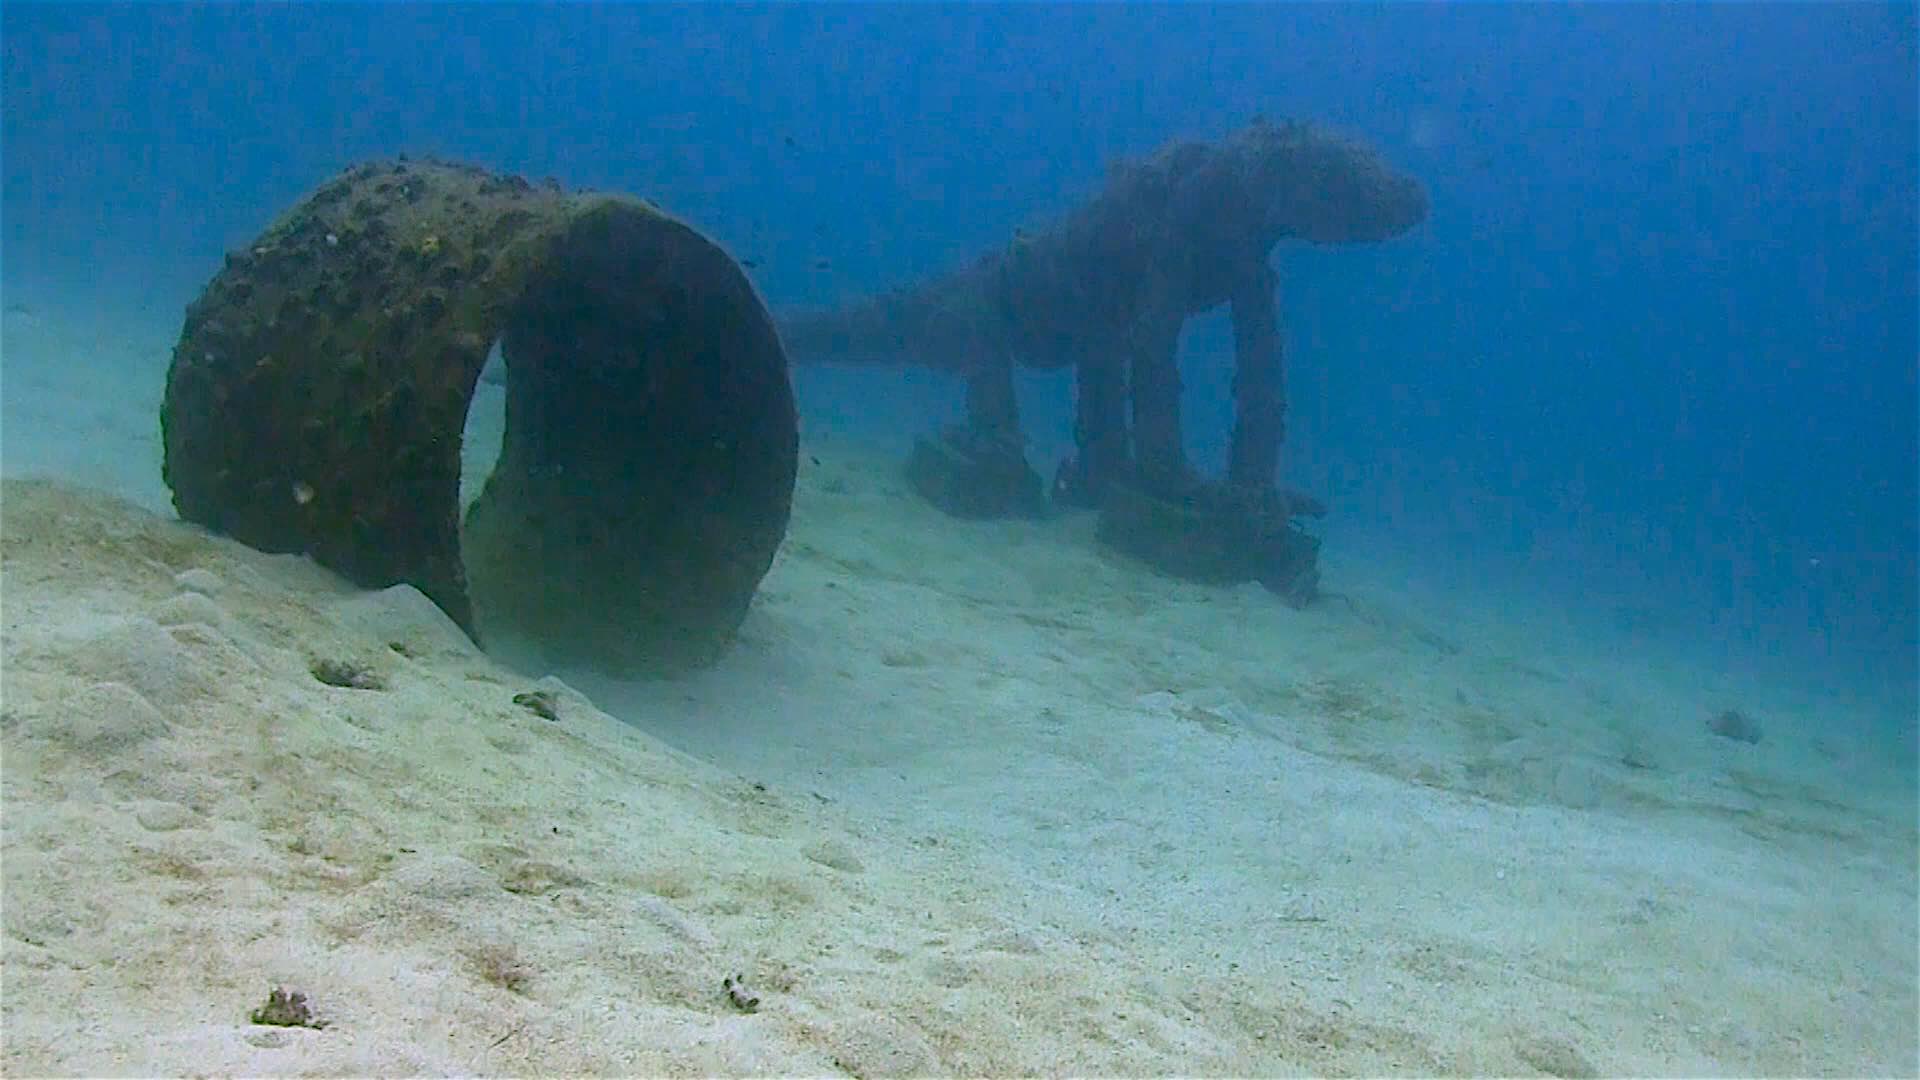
[162,158,797,675]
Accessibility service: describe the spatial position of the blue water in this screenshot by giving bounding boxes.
[4,2,1915,747]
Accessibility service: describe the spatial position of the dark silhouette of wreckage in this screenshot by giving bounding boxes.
[782,117,1429,604]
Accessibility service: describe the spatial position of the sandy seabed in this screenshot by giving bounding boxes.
[2,300,1915,1076]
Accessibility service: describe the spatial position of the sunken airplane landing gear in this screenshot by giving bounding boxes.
[1096,482,1327,607]
[782,118,1427,605]
[161,158,798,676]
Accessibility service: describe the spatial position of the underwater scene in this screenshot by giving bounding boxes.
[1,3,1915,1076]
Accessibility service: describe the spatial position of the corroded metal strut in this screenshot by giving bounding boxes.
[783,117,1428,511]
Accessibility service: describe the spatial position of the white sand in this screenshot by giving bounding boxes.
[2,301,1915,1076]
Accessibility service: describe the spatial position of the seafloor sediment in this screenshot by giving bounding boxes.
[1,301,1915,1075]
